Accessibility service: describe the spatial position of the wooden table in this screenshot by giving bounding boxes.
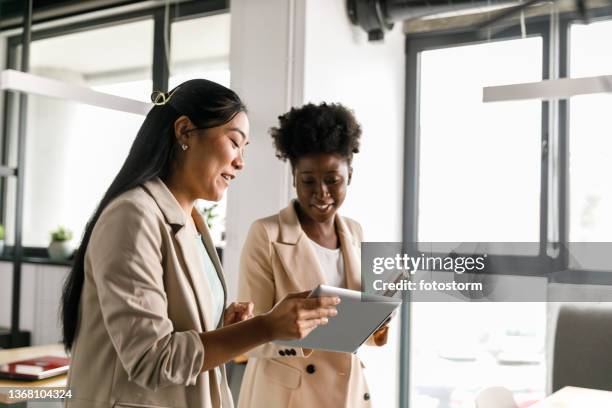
[531,386,612,407]
[0,344,67,405]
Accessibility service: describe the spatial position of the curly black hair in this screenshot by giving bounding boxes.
[270,102,361,167]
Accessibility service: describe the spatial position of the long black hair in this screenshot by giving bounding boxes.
[61,79,246,351]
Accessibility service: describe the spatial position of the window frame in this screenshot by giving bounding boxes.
[404,22,555,277]
[402,9,612,408]
[402,19,553,408]
[405,12,612,283]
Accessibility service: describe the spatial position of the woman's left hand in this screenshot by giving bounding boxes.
[372,324,389,346]
[224,302,254,326]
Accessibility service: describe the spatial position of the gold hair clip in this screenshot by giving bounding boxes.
[151,87,179,106]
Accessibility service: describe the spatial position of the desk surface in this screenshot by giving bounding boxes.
[532,386,612,407]
[0,344,68,404]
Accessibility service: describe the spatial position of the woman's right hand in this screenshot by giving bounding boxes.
[262,290,340,341]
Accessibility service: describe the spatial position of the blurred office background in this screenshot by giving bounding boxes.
[1,1,612,407]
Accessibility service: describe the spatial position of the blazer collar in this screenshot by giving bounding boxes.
[142,177,186,229]
[277,201,304,244]
[278,201,359,247]
[275,201,362,291]
[142,177,227,331]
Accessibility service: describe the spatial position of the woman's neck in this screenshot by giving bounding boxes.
[295,203,338,249]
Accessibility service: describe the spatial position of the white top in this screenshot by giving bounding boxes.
[308,238,345,288]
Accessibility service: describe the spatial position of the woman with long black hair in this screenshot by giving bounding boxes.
[61,79,339,408]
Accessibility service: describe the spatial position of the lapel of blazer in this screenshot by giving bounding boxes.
[335,215,362,291]
[142,177,215,332]
[272,202,326,291]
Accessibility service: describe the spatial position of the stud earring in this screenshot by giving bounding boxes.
[181,144,188,151]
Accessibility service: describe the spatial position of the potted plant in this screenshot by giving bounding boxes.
[198,203,225,245]
[201,204,219,229]
[48,226,74,261]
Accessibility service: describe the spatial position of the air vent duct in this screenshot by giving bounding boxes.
[347,0,520,40]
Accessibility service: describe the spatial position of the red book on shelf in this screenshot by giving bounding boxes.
[0,355,70,380]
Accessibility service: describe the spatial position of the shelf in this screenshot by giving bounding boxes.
[0,246,73,267]
[0,254,72,267]
[0,327,31,348]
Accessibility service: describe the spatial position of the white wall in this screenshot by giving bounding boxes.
[228,1,405,407]
[302,0,405,241]
[227,0,301,300]
[227,0,404,297]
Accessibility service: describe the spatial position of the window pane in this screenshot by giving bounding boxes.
[418,38,542,243]
[5,94,142,247]
[569,20,612,251]
[30,19,154,101]
[169,13,230,89]
[4,20,154,247]
[169,13,231,245]
[412,38,546,408]
[411,302,546,408]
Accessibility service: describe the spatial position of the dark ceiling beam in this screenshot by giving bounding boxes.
[0,0,148,30]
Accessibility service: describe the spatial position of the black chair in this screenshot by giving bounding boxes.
[553,304,612,393]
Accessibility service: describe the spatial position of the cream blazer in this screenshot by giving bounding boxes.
[66,178,233,408]
[237,203,373,408]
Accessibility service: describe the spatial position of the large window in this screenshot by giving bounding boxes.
[169,13,230,89]
[407,29,549,408]
[6,19,153,247]
[406,12,612,408]
[2,5,230,249]
[418,38,543,243]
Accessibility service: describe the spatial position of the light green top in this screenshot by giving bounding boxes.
[191,221,224,383]
[194,232,224,328]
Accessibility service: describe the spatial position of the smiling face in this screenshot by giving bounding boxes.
[174,111,250,202]
[293,153,351,225]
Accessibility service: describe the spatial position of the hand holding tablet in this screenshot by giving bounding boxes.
[274,285,401,353]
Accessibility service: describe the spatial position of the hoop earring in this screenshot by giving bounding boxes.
[181,144,188,151]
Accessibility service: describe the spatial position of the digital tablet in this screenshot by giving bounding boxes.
[274,285,401,353]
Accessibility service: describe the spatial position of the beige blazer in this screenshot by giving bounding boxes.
[66,178,233,408]
[237,202,373,408]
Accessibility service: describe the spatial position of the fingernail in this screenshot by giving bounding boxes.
[335,297,341,304]
[321,317,328,324]
[331,308,338,316]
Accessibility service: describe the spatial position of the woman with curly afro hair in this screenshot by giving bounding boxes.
[237,102,389,408]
